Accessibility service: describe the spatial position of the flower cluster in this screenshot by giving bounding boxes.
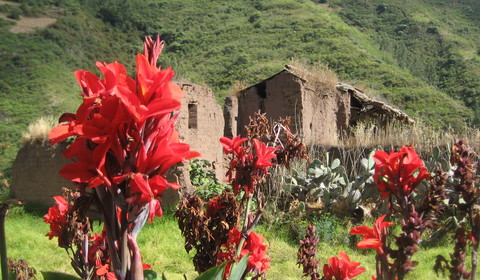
[49,36,198,223]
[350,215,395,255]
[322,251,366,280]
[356,146,434,280]
[373,146,429,200]
[46,36,198,279]
[217,228,271,278]
[44,196,69,245]
[88,231,116,280]
[176,192,241,273]
[220,136,276,194]
[434,139,480,279]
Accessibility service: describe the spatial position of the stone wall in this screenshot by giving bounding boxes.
[176,83,225,181]
[11,141,72,206]
[300,80,350,145]
[236,71,304,136]
[223,96,238,138]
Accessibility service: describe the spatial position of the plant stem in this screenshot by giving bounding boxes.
[0,203,9,280]
[236,193,253,257]
[472,238,478,280]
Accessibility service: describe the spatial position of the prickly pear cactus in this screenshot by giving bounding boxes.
[282,151,377,214]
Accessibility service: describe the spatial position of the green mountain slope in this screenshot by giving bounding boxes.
[329,0,480,122]
[0,0,479,184]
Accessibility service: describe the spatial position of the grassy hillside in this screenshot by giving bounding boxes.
[329,0,480,122]
[0,0,479,187]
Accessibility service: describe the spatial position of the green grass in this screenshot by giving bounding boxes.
[2,208,473,280]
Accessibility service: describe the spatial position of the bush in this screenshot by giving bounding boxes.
[189,159,229,200]
[7,7,23,20]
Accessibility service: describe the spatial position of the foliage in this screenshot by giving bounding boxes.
[293,213,350,247]
[189,159,228,200]
[329,0,480,124]
[176,192,241,273]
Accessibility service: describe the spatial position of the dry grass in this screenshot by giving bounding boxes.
[300,120,480,179]
[230,80,251,97]
[22,116,57,145]
[288,58,339,91]
[339,120,480,153]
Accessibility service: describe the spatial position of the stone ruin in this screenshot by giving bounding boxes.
[11,141,72,206]
[10,82,226,207]
[227,65,350,145]
[227,65,413,146]
[162,83,225,206]
[10,65,412,207]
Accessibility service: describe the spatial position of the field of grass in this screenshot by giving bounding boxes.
[1,206,471,280]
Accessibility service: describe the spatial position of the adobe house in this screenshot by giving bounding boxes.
[10,82,226,206]
[225,65,413,144]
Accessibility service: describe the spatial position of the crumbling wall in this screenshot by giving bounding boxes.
[236,72,304,136]
[263,72,304,133]
[176,83,225,181]
[233,68,351,146]
[223,96,238,138]
[300,86,336,145]
[236,84,265,136]
[11,141,72,206]
[300,81,350,145]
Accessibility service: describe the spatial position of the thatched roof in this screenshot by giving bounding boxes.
[336,83,414,125]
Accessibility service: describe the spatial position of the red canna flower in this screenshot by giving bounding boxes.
[220,136,276,194]
[48,35,199,223]
[253,139,276,169]
[349,215,395,255]
[220,135,248,156]
[46,35,201,280]
[217,228,271,278]
[323,251,366,280]
[373,146,430,199]
[44,196,69,243]
[206,196,224,217]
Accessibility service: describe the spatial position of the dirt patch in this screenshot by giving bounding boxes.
[9,16,56,33]
[0,1,56,34]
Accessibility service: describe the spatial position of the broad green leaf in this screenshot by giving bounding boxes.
[41,271,83,280]
[433,146,440,159]
[144,270,160,280]
[331,158,340,169]
[195,261,228,280]
[228,253,250,280]
[313,168,324,177]
[298,201,306,211]
[368,150,376,169]
[308,159,322,169]
[361,158,368,170]
[349,190,361,203]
